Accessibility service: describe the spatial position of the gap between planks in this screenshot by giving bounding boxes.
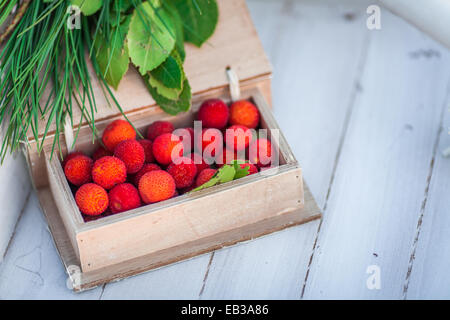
[300,29,373,299]
[402,77,450,299]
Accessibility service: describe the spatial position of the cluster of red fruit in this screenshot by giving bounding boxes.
[62,99,273,221]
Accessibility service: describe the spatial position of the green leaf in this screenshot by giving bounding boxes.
[170,0,218,47]
[232,160,251,179]
[127,1,176,75]
[94,31,130,90]
[191,164,237,192]
[217,165,236,183]
[163,2,186,61]
[192,176,219,192]
[71,0,103,16]
[148,76,183,100]
[146,77,191,115]
[150,50,183,89]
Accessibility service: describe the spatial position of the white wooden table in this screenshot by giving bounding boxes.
[1,0,449,299]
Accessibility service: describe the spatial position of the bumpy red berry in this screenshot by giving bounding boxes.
[147,121,174,141]
[197,99,229,129]
[108,183,141,214]
[133,163,161,186]
[114,139,145,174]
[225,124,253,151]
[167,157,198,189]
[138,139,154,163]
[195,168,217,187]
[92,156,127,189]
[139,170,176,204]
[75,183,109,216]
[64,155,93,186]
[102,119,136,151]
[152,133,184,166]
[229,100,260,129]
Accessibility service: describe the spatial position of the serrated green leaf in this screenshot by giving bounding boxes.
[217,165,236,183]
[191,164,237,192]
[146,77,191,115]
[71,0,103,16]
[150,50,183,89]
[94,27,130,90]
[148,76,182,100]
[170,0,218,47]
[127,1,176,75]
[192,176,219,192]
[232,160,250,179]
[163,2,186,61]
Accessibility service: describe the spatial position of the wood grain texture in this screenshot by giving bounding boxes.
[199,0,372,299]
[302,10,450,299]
[0,193,102,299]
[406,96,450,299]
[0,152,31,262]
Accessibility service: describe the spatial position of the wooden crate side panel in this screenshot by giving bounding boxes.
[77,168,304,272]
[44,153,83,260]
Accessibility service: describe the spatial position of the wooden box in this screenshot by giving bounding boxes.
[24,0,321,291]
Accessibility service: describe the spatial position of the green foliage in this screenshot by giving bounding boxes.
[127,1,175,75]
[192,161,252,192]
[146,78,191,115]
[71,0,103,16]
[0,0,218,159]
[170,0,219,47]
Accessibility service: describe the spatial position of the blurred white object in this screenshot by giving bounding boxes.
[380,0,450,49]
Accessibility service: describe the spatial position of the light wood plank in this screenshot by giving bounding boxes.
[302,10,450,299]
[406,97,450,299]
[199,0,371,299]
[0,192,102,299]
[0,152,31,261]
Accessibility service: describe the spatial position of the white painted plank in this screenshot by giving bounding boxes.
[406,103,450,299]
[302,10,450,299]
[100,255,211,299]
[200,0,371,299]
[0,192,102,299]
[0,152,31,261]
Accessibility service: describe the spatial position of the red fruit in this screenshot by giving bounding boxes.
[195,128,223,159]
[190,152,210,172]
[197,99,229,129]
[114,139,145,174]
[152,133,184,166]
[225,125,253,151]
[92,146,112,161]
[62,151,85,170]
[239,162,258,175]
[167,157,198,189]
[175,127,194,153]
[229,100,260,129]
[108,183,141,214]
[139,170,176,204]
[102,119,136,151]
[195,168,217,187]
[147,121,174,140]
[75,183,108,216]
[248,138,273,167]
[64,155,93,186]
[92,156,127,189]
[215,148,241,167]
[133,163,161,186]
[138,139,154,163]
